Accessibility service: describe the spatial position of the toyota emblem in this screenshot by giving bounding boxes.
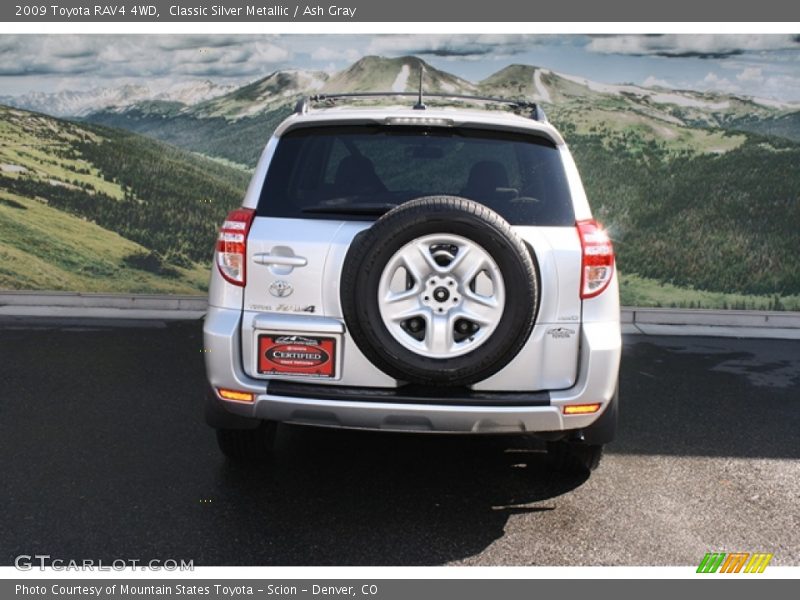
[269,280,294,298]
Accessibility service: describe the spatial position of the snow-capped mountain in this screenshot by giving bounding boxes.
[188,70,329,119]
[477,64,799,126]
[186,57,477,120]
[322,56,476,96]
[157,80,239,106]
[4,57,797,125]
[0,80,237,117]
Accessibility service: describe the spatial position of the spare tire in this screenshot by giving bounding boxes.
[340,196,539,386]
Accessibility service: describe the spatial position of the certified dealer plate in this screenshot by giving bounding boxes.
[258,334,337,378]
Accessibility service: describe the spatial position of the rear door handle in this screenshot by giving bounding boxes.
[253,253,308,267]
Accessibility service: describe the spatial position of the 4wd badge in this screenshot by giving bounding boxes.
[547,327,576,339]
[269,280,293,298]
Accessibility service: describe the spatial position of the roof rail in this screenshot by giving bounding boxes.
[294,92,547,122]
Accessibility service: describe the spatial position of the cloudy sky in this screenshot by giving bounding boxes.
[1,34,799,101]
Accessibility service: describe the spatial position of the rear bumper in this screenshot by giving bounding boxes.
[203,306,621,434]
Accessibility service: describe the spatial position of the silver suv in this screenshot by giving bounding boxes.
[203,93,621,471]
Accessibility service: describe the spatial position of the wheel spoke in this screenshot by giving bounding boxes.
[458,295,500,325]
[425,313,455,354]
[400,244,436,281]
[462,287,499,308]
[450,242,494,285]
[417,241,443,273]
[382,292,425,322]
[443,244,472,276]
[452,255,486,285]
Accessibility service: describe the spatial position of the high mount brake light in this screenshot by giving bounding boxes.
[384,116,454,127]
[577,219,615,299]
[216,208,256,286]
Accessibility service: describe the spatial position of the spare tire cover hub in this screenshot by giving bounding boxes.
[377,233,505,358]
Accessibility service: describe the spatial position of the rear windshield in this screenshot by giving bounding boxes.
[257,124,575,225]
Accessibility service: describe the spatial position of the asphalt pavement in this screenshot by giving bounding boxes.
[0,317,798,566]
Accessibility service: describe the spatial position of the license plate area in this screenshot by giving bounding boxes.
[257,333,338,379]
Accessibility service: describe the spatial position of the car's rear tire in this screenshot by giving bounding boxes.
[571,443,604,471]
[340,196,539,386]
[215,422,277,463]
[546,440,604,472]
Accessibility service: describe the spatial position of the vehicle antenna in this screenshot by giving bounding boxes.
[413,65,426,110]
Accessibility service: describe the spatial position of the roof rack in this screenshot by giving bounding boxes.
[293,92,548,122]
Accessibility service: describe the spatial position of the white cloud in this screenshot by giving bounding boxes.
[310,46,361,62]
[251,41,291,63]
[699,72,740,94]
[749,73,800,103]
[587,35,800,58]
[365,35,543,58]
[736,67,764,82]
[642,75,673,88]
[667,67,800,103]
[0,35,293,80]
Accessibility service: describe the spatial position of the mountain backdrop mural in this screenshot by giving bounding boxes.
[2,51,799,309]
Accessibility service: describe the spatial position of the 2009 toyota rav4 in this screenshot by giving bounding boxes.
[203,93,621,471]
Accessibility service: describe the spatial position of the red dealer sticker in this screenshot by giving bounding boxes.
[258,334,336,378]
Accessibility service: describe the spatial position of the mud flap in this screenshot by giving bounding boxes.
[580,387,618,445]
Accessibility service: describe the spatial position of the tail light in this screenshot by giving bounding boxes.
[577,219,614,299]
[216,208,255,286]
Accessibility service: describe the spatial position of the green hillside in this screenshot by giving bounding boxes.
[0,105,249,293]
[85,105,291,168]
[0,190,209,293]
[729,112,800,143]
[618,273,800,311]
[556,123,800,297]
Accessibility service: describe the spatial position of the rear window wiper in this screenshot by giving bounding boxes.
[301,203,398,216]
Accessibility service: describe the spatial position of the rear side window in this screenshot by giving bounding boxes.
[258,124,575,225]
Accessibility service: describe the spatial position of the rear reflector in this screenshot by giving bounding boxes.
[216,207,256,286]
[217,388,255,403]
[577,219,615,299]
[563,403,602,415]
